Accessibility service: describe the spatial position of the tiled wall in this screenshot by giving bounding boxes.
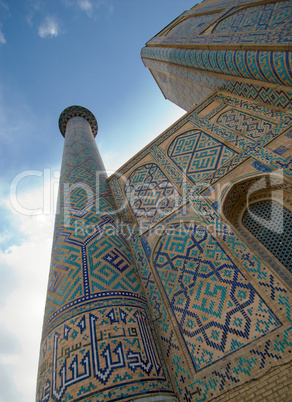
[109,90,292,400]
[36,116,174,402]
[142,0,292,110]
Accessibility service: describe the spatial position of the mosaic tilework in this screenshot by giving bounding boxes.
[109,97,244,180]
[37,305,169,402]
[147,0,292,46]
[188,184,292,314]
[177,196,292,401]
[168,130,237,183]
[187,0,268,14]
[222,175,292,288]
[127,228,194,399]
[143,58,229,110]
[149,143,194,195]
[132,199,292,401]
[125,163,180,228]
[36,113,174,401]
[152,69,215,111]
[141,47,292,87]
[152,222,281,371]
[273,145,290,156]
[242,199,292,272]
[214,1,292,35]
[192,96,292,187]
[143,58,229,91]
[111,93,292,201]
[43,119,143,321]
[165,13,218,38]
[108,87,292,400]
[217,109,277,140]
[222,82,292,110]
[143,0,292,110]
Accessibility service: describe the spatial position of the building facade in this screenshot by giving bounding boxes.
[36,0,292,401]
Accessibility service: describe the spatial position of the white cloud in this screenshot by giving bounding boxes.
[38,15,59,38]
[63,0,114,18]
[0,27,6,44]
[0,1,8,44]
[0,179,58,401]
[78,0,93,15]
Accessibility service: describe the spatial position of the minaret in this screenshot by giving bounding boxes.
[36,106,176,401]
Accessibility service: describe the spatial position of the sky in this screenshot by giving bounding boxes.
[0,1,199,401]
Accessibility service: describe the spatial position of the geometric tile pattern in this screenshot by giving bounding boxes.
[141,46,292,87]
[242,199,292,273]
[129,229,193,398]
[111,93,292,193]
[166,14,218,38]
[125,163,180,228]
[168,130,237,183]
[152,69,216,111]
[223,82,292,110]
[36,115,174,401]
[147,0,292,47]
[188,100,292,187]
[223,175,292,288]
[143,58,229,110]
[37,305,168,402]
[153,223,281,372]
[125,190,292,402]
[37,1,292,400]
[217,109,277,140]
[179,196,292,402]
[214,1,292,35]
[143,0,292,111]
[148,144,195,202]
[108,87,292,400]
[273,145,289,155]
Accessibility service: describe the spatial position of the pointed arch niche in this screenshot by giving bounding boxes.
[222,174,292,288]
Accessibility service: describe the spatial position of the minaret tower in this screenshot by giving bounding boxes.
[36,106,176,401]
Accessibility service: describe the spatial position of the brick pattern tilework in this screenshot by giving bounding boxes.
[143,58,229,110]
[175,198,291,401]
[36,1,292,399]
[147,0,292,46]
[111,92,292,189]
[152,69,215,111]
[141,47,292,87]
[36,115,174,401]
[143,58,229,90]
[153,223,281,371]
[108,88,292,401]
[125,163,181,228]
[168,130,237,183]
[142,0,292,110]
[215,361,292,401]
[217,109,277,140]
[165,13,218,38]
[213,1,292,35]
[222,82,292,110]
[222,175,292,288]
[134,203,292,402]
[126,229,194,401]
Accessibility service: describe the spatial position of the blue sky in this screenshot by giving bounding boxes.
[0,1,198,401]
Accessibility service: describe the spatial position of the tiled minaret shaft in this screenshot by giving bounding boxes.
[36,106,176,402]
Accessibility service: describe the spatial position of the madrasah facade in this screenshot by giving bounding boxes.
[36,1,292,401]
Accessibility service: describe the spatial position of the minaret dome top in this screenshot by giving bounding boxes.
[59,105,98,137]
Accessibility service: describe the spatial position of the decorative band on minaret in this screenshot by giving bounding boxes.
[36,106,175,402]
